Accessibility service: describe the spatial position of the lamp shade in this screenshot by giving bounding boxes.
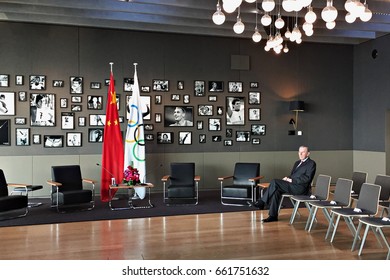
[289,101,305,111]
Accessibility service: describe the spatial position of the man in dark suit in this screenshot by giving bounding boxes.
[252,145,316,223]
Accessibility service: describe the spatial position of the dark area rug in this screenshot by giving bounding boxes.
[0,190,294,227]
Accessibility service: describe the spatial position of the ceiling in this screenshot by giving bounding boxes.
[0,0,389,45]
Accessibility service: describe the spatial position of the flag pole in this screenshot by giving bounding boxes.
[109,62,113,73]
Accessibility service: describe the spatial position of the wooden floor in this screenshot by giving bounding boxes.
[0,208,388,260]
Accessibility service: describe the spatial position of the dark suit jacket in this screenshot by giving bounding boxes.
[289,157,316,191]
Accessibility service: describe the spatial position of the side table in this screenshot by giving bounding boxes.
[109,183,154,210]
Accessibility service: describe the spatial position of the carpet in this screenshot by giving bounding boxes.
[0,190,294,227]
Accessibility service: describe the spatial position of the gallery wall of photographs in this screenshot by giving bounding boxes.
[0,73,266,150]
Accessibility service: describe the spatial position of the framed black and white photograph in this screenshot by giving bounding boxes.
[32,134,41,145]
[30,93,55,126]
[194,80,205,96]
[60,98,68,108]
[61,112,75,130]
[178,131,192,145]
[251,124,266,136]
[171,94,180,101]
[15,75,24,86]
[157,132,173,144]
[226,96,245,125]
[126,95,151,120]
[155,113,162,123]
[53,80,64,87]
[228,81,243,93]
[71,104,82,112]
[183,94,190,104]
[78,116,86,127]
[119,116,124,123]
[87,95,103,110]
[66,132,82,147]
[141,86,150,93]
[224,139,233,146]
[199,134,206,143]
[0,119,10,145]
[252,138,261,145]
[144,124,154,131]
[44,135,63,148]
[18,91,27,102]
[70,76,83,94]
[145,134,154,141]
[71,96,82,103]
[209,95,217,102]
[209,118,221,131]
[155,95,162,104]
[29,75,46,90]
[226,128,233,138]
[0,74,10,87]
[15,117,26,125]
[0,92,15,115]
[236,131,251,142]
[250,82,259,89]
[177,81,184,90]
[217,106,223,115]
[89,114,106,126]
[249,108,261,121]
[212,135,221,142]
[198,104,213,116]
[88,128,104,143]
[197,120,203,130]
[104,79,110,86]
[16,128,30,146]
[116,94,120,111]
[90,82,101,89]
[152,79,169,92]
[164,106,193,127]
[208,81,224,92]
[249,92,261,105]
[123,78,134,92]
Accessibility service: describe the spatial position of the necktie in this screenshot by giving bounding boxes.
[296,160,304,169]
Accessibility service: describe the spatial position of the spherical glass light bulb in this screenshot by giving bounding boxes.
[262,0,276,12]
[344,0,355,12]
[282,0,294,12]
[296,37,302,44]
[233,18,245,34]
[274,48,281,54]
[360,5,372,22]
[212,4,226,25]
[275,16,285,29]
[245,0,256,3]
[285,27,292,39]
[321,2,338,23]
[305,6,317,24]
[283,44,289,53]
[352,1,365,17]
[305,28,314,36]
[300,0,312,7]
[326,21,336,29]
[252,28,262,42]
[261,13,272,26]
[222,2,237,13]
[345,12,356,23]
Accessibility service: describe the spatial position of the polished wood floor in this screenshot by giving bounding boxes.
[0,208,388,260]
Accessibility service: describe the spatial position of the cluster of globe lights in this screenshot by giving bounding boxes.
[212,0,373,54]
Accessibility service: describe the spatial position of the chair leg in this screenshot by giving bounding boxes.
[351,221,363,252]
[325,212,335,240]
[358,224,370,256]
[344,216,358,238]
[289,201,300,224]
[306,205,318,231]
[330,214,341,242]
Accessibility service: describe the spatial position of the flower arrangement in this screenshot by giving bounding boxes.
[123,165,140,186]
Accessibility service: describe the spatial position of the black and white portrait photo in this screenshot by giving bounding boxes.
[53,80,64,87]
[89,114,106,126]
[0,92,15,115]
[208,81,223,92]
[226,96,245,125]
[249,108,261,121]
[236,131,250,142]
[29,75,46,90]
[87,95,103,110]
[194,80,205,96]
[198,105,213,116]
[248,92,261,105]
[61,112,75,130]
[16,128,30,146]
[70,76,83,94]
[18,91,27,102]
[228,81,243,93]
[89,128,104,142]
[30,93,55,126]
[153,80,169,92]
[67,132,82,147]
[178,131,192,145]
[0,74,9,87]
[157,132,173,144]
[251,124,266,136]
[44,135,63,148]
[164,106,193,127]
[123,78,134,92]
[209,118,221,131]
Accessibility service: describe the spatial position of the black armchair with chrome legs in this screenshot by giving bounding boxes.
[46,165,96,213]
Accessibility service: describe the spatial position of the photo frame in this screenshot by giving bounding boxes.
[226,96,245,125]
[177,81,184,90]
[199,134,206,143]
[224,139,233,146]
[18,91,27,102]
[194,80,205,96]
[249,108,261,121]
[212,136,221,142]
[250,82,259,89]
[144,124,154,131]
[123,78,134,92]
[0,92,16,115]
[0,119,10,145]
[197,120,203,130]
[198,105,213,116]
[226,128,233,138]
[141,86,150,93]
[16,128,30,146]
[208,81,224,92]
[208,118,221,131]
[44,135,64,148]
[217,106,223,115]
[90,82,101,89]
[30,93,55,126]
[251,124,266,136]
[252,138,261,145]
[89,114,106,126]
[66,132,82,147]
[104,79,110,86]
[236,131,251,142]
[60,98,68,108]
[145,134,154,141]
[78,116,86,127]
[15,117,26,125]
[209,95,217,102]
[248,92,261,105]
[61,112,75,130]
[32,134,41,145]
[157,132,173,144]
[152,79,169,92]
[88,128,104,143]
[87,95,103,110]
[171,94,180,101]
[228,81,243,93]
[183,94,190,104]
[155,113,162,123]
[126,95,151,120]
[155,95,162,104]
[53,80,64,87]
[29,75,46,90]
[178,131,192,145]
[0,74,10,87]
[119,116,124,123]
[70,76,83,94]
[71,104,82,112]
[15,75,24,86]
[164,106,193,127]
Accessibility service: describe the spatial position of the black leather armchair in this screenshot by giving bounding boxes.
[46,165,95,213]
[162,162,200,206]
[0,169,29,220]
[219,162,263,206]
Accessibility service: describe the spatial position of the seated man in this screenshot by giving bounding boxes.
[252,145,316,223]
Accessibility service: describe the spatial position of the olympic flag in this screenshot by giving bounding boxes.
[124,63,146,199]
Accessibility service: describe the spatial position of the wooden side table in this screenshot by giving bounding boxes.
[109,183,154,210]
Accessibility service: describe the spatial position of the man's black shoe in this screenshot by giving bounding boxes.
[262,216,278,223]
[248,200,265,210]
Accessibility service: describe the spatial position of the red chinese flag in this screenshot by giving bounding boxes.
[100,71,124,202]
